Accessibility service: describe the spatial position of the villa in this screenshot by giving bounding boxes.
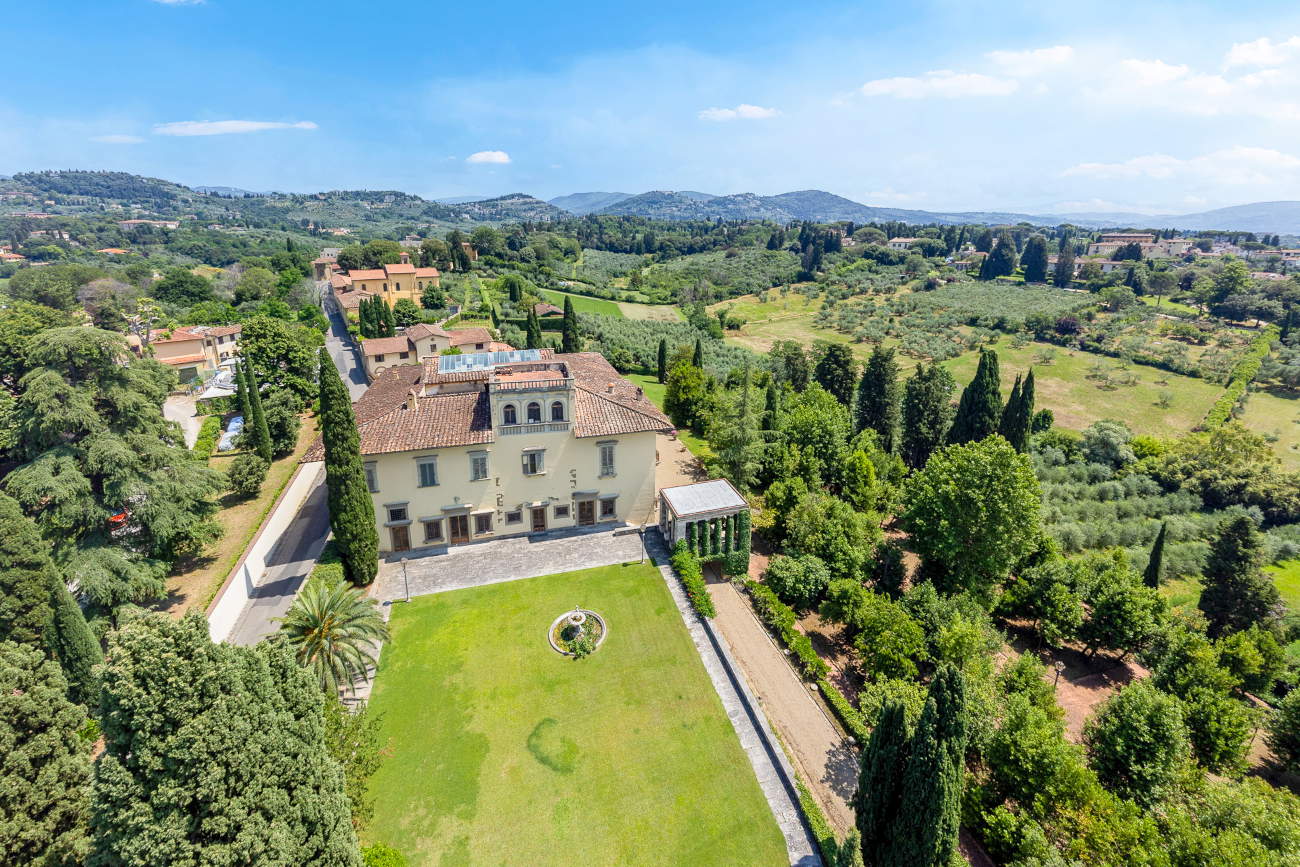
[134,324,241,383]
[309,349,673,554]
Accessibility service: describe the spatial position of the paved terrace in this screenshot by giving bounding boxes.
[373,524,651,602]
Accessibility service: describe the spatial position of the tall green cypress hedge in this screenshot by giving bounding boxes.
[319,348,378,586]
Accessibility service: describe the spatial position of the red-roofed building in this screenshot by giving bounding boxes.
[360,324,502,378]
[304,350,673,553]
[331,251,440,320]
[133,324,241,383]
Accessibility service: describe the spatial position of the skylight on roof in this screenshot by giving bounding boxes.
[438,349,542,373]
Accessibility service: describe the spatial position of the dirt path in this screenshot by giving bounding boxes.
[708,578,858,835]
[655,432,707,489]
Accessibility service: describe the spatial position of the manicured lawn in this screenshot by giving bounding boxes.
[1238,388,1300,471]
[626,373,714,461]
[1267,559,1300,613]
[1139,295,1200,317]
[941,336,1223,436]
[540,288,625,318]
[364,562,787,866]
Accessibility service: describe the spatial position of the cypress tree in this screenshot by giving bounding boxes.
[855,346,901,453]
[763,381,780,431]
[998,372,1033,452]
[1143,522,1167,589]
[656,338,668,384]
[886,665,968,867]
[246,364,273,464]
[814,343,857,406]
[1199,515,1280,637]
[561,295,580,353]
[1053,244,1076,287]
[1021,235,1049,283]
[979,230,1018,280]
[855,700,911,864]
[319,348,378,586]
[947,349,1002,444]
[692,338,704,368]
[900,363,956,469]
[46,573,103,706]
[525,307,543,349]
[236,358,254,434]
[381,299,396,337]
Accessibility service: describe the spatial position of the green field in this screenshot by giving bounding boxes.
[1238,388,1300,471]
[617,300,683,321]
[1140,295,1200,317]
[540,288,624,318]
[1267,560,1300,613]
[364,562,785,866]
[941,336,1223,436]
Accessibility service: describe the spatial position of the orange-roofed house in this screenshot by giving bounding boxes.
[136,324,242,383]
[360,324,503,378]
[332,251,440,321]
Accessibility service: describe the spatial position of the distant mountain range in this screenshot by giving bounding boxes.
[544,189,1300,234]
[6,170,1299,234]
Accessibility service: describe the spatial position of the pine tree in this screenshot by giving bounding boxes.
[692,338,704,368]
[855,346,901,453]
[245,364,273,464]
[656,338,668,384]
[901,363,956,469]
[561,295,579,353]
[90,612,362,865]
[885,665,968,867]
[855,700,911,864]
[947,349,1002,444]
[318,349,378,586]
[1199,515,1281,637]
[814,343,857,406]
[1143,522,1167,589]
[525,307,543,350]
[0,641,92,866]
[1021,235,1049,283]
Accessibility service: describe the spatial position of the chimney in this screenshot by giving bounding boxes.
[404,389,419,411]
[399,251,410,265]
[606,382,615,393]
[635,387,643,398]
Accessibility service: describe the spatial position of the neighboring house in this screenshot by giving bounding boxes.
[1086,233,1193,259]
[96,247,131,255]
[331,251,440,317]
[533,302,564,318]
[305,349,674,554]
[886,237,918,250]
[0,251,25,262]
[360,324,506,378]
[136,324,241,383]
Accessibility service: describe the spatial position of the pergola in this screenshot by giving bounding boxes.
[658,479,747,552]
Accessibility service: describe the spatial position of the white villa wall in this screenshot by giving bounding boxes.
[367,429,659,553]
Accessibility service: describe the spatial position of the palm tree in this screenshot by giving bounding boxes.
[276,579,389,695]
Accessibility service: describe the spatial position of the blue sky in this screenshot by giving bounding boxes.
[5,0,1300,213]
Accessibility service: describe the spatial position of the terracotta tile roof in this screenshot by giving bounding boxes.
[415,267,440,278]
[158,353,208,365]
[336,291,372,310]
[571,386,673,437]
[352,391,494,456]
[534,302,563,316]
[361,336,414,356]
[384,263,416,275]
[448,327,492,346]
[330,273,352,289]
[347,269,387,281]
[150,327,206,344]
[405,322,450,340]
[352,365,424,425]
[207,325,242,338]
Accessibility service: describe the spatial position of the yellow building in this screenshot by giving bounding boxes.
[331,251,440,318]
[306,350,673,553]
[360,325,508,379]
[139,324,241,383]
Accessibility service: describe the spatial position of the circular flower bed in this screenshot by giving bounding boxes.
[547,608,608,658]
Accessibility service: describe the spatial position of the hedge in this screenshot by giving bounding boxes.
[670,541,716,618]
[746,581,829,680]
[191,415,221,459]
[795,776,845,866]
[1202,325,1278,429]
[817,677,870,744]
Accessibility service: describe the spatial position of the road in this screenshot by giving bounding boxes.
[221,292,366,645]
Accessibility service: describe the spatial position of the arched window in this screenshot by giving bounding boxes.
[526,402,542,423]
[551,401,564,421]
[503,404,517,425]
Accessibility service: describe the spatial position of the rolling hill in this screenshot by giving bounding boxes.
[547,191,631,215]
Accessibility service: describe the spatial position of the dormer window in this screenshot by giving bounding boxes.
[503,404,517,425]
[551,401,564,421]
[526,402,541,423]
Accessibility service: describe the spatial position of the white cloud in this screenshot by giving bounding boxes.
[1063,146,1300,185]
[91,134,144,144]
[698,103,779,121]
[466,150,511,164]
[861,70,1018,99]
[153,120,317,136]
[985,45,1074,77]
[1225,36,1300,68]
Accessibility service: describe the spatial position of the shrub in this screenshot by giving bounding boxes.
[1203,326,1278,428]
[763,554,832,609]
[361,844,407,867]
[226,453,269,499]
[1267,689,1300,773]
[818,677,870,744]
[670,541,715,619]
[192,415,221,458]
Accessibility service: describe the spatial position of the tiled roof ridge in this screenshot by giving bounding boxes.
[572,382,672,428]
